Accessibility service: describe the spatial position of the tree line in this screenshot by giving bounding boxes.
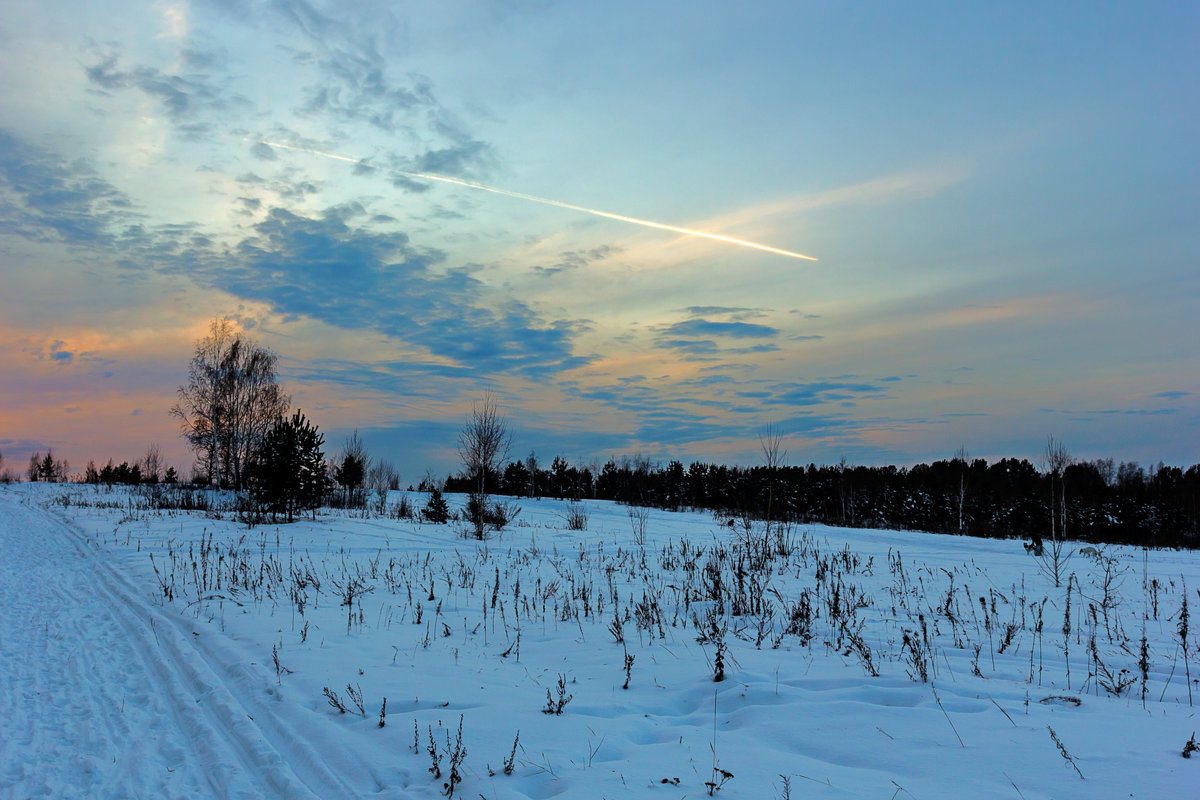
[14,319,1199,548]
[445,448,1200,549]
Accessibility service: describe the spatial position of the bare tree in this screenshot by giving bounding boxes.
[1045,436,1072,539]
[458,391,513,538]
[222,337,289,491]
[367,459,400,492]
[172,319,289,490]
[760,423,787,471]
[172,319,234,488]
[141,443,163,485]
[1038,436,1074,587]
[758,422,788,544]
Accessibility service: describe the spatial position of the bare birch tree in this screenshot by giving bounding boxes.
[172,319,289,490]
[1038,435,1074,587]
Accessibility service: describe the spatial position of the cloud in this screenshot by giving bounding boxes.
[531,245,620,277]
[83,49,244,137]
[181,206,591,381]
[657,339,719,356]
[651,316,782,359]
[761,380,888,408]
[686,161,973,236]
[658,319,779,339]
[0,129,588,390]
[235,170,321,202]
[250,142,278,161]
[1153,391,1191,400]
[412,140,498,180]
[49,342,74,363]
[683,306,754,316]
[1046,406,1182,418]
[391,174,433,193]
[268,0,439,134]
[680,306,771,322]
[0,129,136,246]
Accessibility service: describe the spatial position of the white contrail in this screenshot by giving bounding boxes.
[256,139,818,261]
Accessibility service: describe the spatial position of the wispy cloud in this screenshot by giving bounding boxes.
[531,245,620,277]
[268,0,448,137]
[0,129,136,245]
[689,161,973,235]
[83,48,245,138]
[761,380,891,408]
[657,319,779,339]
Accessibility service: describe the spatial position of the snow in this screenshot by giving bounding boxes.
[3,482,1199,798]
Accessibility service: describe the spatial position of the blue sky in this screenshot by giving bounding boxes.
[1,1,1197,479]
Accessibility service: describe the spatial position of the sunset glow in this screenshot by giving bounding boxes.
[0,2,1195,479]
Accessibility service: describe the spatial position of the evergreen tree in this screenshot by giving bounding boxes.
[423,489,450,524]
[295,415,330,519]
[251,410,328,522]
[39,452,56,481]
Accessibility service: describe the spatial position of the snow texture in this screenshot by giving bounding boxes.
[2,482,1198,798]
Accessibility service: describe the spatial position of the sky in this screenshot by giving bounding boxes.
[1,1,1197,481]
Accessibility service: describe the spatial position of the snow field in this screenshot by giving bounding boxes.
[5,482,1200,798]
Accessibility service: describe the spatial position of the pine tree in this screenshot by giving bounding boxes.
[295,414,330,520]
[251,410,328,522]
[39,451,56,482]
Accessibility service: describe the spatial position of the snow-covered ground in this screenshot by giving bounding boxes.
[3,482,1199,798]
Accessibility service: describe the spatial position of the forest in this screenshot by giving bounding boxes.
[448,453,1200,549]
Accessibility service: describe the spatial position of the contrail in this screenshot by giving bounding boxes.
[256,140,818,261]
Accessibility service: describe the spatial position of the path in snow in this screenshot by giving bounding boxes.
[0,491,357,799]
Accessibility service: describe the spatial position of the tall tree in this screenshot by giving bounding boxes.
[172,319,289,490]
